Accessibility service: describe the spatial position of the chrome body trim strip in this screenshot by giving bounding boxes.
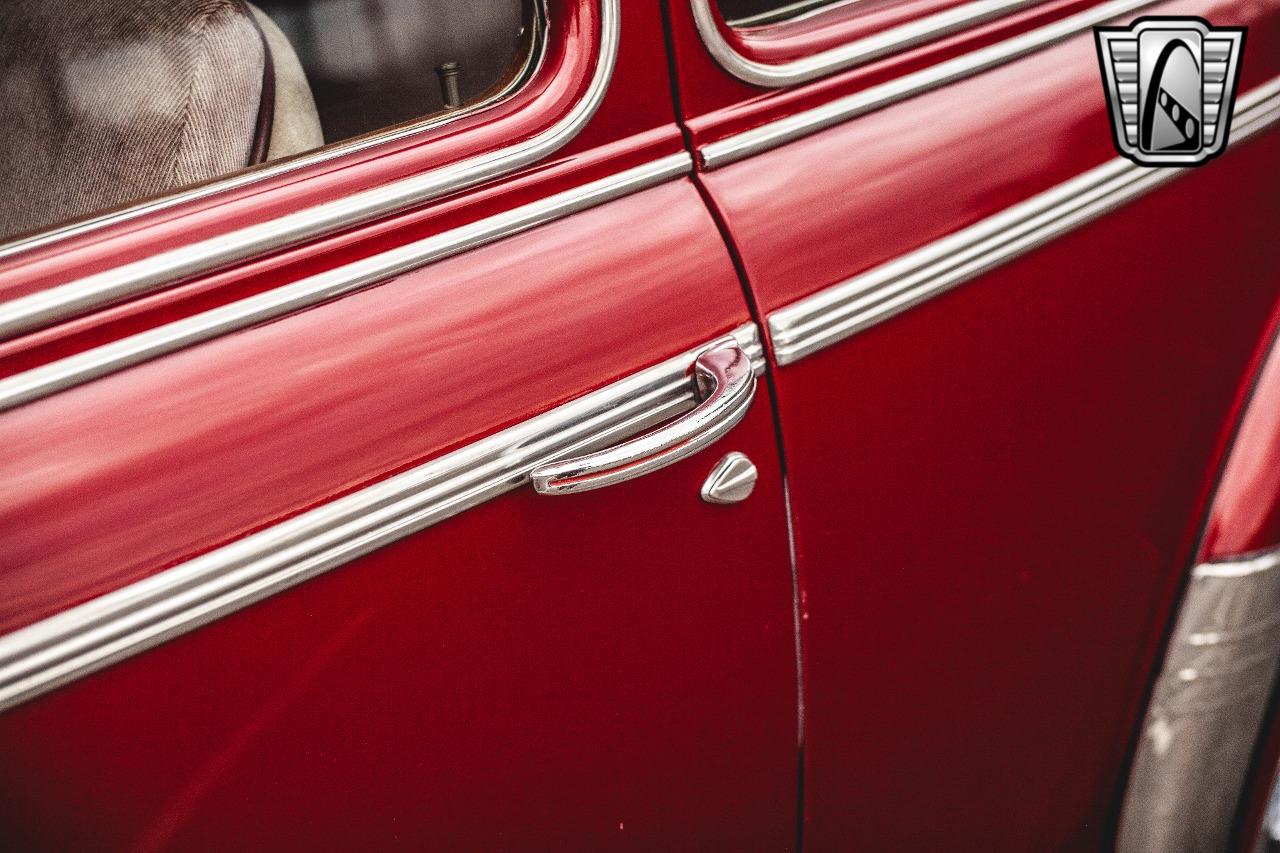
[767,76,1280,366]
[692,0,1044,88]
[1117,545,1280,853]
[700,0,1155,168]
[1194,549,1280,579]
[0,324,765,713]
[0,0,617,342]
[0,153,693,413]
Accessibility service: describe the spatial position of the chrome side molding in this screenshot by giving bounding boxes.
[699,0,1156,168]
[0,153,693,413]
[1118,548,1280,853]
[0,0,619,341]
[767,75,1280,366]
[0,324,765,714]
[532,338,756,494]
[690,0,1045,88]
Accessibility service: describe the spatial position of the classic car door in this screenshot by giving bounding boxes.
[0,2,799,849]
[664,0,1280,849]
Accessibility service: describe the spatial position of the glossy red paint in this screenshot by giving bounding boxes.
[0,151,801,853]
[0,179,740,633]
[0,3,800,849]
[705,0,977,63]
[0,398,797,851]
[0,0,678,324]
[668,0,1280,846]
[1202,321,1280,560]
[770,137,1280,850]
[665,0,1109,141]
[0,126,680,379]
[2,0,1276,846]
[694,0,1280,311]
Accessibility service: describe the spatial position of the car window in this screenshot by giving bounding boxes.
[0,0,532,242]
[716,0,842,26]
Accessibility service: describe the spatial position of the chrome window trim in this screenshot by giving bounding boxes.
[699,0,1155,167]
[692,0,1048,88]
[767,75,1280,366]
[726,0,860,28]
[0,0,618,342]
[0,153,694,413]
[0,323,765,714]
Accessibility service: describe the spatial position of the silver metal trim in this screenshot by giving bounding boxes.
[767,76,1280,366]
[0,0,617,342]
[1195,549,1280,579]
[700,451,759,504]
[532,339,757,494]
[700,0,1156,167]
[0,324,765,714]
[0,153,693,414]
[1118,545,1280,853]
[692,0,1045,88]
[726,0,860,29]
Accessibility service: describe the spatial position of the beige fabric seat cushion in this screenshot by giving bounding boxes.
[0,0,322,241]
[249,3,324,161]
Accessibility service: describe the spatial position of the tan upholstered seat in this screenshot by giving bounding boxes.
[0,0,323,240]
[248,2,324,162]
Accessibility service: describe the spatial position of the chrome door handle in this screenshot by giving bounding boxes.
[531,340,757,495]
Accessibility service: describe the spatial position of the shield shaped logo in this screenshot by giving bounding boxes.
[1095,17,1245,166]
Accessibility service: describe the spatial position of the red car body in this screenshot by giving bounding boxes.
[0,0,1277,849]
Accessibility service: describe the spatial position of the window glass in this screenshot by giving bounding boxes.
[0,0,532,243]
[716,0,841,26]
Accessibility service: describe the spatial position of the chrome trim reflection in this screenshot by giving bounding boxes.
[0,0,617,341]
[700,0,1156,167]
[692,0,1044,88]
[0,324,765,714]
[1118,545,1280,853]
[700,451,759,504]
[532,338,757,494]
[767,76,1280,365]
[0,153,693,413]
[726,0,859,28]
[1193,549,1280,579]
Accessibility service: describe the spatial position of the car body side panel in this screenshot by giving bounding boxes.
[0,406,798,851]
[0,181,744,634]
[0,179,802,853]
[768,134,1280,849]
[668,0,1280,847]
[0,3,801,848]
[1202,320,1280,560]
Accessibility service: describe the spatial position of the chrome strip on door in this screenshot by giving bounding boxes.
[691,0,1045,88]
[0,324,765,714]
[699,0,1155,168]
[766,76,1280,365]
[0,153,693,413]
[0,0,620,342]
[1118,547,1280,853]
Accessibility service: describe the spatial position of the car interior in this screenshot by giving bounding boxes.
[0,0,529,241]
